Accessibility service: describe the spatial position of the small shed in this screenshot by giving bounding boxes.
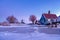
[57,16,60,23]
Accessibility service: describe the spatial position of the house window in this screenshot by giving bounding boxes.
[48,19,52,23]
[48,19,50,21]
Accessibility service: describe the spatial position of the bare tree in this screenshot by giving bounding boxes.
[29,15,36,24]
[7,16,18,23]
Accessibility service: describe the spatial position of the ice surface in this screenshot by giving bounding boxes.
[0,32,60,40]
[0,25,60,40]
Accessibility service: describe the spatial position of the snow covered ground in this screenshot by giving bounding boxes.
[0,25,60,40]
[0,31,60,40]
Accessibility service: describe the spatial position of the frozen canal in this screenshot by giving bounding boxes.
[0,26,60,40]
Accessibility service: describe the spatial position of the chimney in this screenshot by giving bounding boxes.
[48,10,50,14]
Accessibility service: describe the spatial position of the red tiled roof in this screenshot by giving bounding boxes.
[43,13,57,19]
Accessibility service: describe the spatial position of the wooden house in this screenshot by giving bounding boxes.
[40,11,57,25]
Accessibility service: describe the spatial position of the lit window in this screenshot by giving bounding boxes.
[48,19,50,21]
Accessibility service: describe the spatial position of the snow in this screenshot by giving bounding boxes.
[0,24,31,27]
[38,27,60,34]
[0,25,60,40]
[0,32,60,40]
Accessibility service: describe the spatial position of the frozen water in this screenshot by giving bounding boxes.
[0,32,60,40]
[0,25,60,40]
